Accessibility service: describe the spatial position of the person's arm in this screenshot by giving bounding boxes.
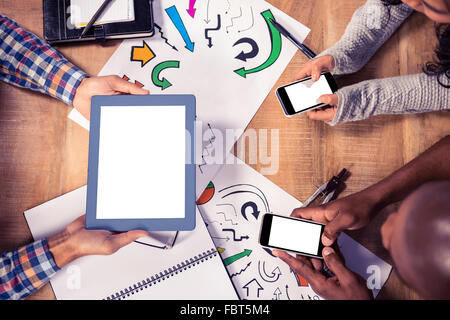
[291,135,450,246]
[0,215,148,300]
[0,240,59,300]
[0,15,88,106]
[0,15,149,120]
[326,72,450,125]
[318,0,413,75]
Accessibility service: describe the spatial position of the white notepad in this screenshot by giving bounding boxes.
[24,186,238,300]
[70,0,135,28]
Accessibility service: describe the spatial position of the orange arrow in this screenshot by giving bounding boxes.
[131,41,156,67]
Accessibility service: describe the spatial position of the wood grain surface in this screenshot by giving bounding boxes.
[1,0,449,300]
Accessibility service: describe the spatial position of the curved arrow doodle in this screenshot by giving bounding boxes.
[258,260,282,283]
[216,211,238,225]
[219,184,270,213]
[285,285,291,300]
[222,228,249,241]
[233,37,259,62]
[226,7,242,33]
[151,60,180,90]
[205,15,221,48]
[234,10,282,78]
[241,201,260,221]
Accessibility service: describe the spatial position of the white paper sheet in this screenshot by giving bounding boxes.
[24,187,237,300]
[70,0,135,28]
[68,0,310,196]
[197,155,392,299]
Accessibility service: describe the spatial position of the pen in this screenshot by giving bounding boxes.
[269,18,316,59]
[80,0,114,38]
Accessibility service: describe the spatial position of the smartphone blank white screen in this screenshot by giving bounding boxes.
[284,75,333,113]
[95,106,186,220]
[268,216,322,255]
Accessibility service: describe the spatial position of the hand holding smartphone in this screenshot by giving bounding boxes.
[276,72,338,117]
[259,213,325,259]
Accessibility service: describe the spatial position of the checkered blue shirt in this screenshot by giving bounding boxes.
[0,14,88,105]
[0,15,87,299]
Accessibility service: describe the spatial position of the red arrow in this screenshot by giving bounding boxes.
[187,0,197,18]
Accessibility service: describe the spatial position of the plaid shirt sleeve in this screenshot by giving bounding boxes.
[0,14,88,105]
[0,239,59,300]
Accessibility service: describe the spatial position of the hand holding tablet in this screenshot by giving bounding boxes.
[85,95,196,232]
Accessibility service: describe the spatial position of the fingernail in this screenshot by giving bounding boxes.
[272,250,280,257]
[322,234,333,246]
[323,247,335,256]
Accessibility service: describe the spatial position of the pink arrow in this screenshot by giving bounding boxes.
[187,0,197,18]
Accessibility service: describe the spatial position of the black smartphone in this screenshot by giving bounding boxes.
[259,213,325,259]
[276,72,338,117]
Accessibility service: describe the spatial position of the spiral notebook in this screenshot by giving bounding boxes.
[24,186,238,300]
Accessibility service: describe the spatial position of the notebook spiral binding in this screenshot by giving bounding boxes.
[105,248,218,300]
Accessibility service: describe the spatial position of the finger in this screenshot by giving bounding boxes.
[291,206,328,224]
[293,65,313,81]
[310,258,323,271]
[273,250,326,288]
[322,213,351,246]
[306,109,335,122]
[311,64,322,82]
[322,247,357,287]
[319,94,339,106]
[109,230,149,249]
[110,76,150,95]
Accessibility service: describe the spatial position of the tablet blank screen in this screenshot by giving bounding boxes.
[95,106,186,220]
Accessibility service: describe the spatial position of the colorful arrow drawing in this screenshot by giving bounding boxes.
[187,0,197,18]
[130,41,155,67]
[151,60,180,90]
[234,10,282,78]
[223,249,252,266]
[165,5,195,52]
[233,37,259,62]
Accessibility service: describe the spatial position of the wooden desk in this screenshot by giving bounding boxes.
[1,0,449,300]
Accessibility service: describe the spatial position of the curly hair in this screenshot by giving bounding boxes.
[382,0,450,88]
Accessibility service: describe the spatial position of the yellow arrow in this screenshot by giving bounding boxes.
[131,41,156,67]
[217,247,225,253]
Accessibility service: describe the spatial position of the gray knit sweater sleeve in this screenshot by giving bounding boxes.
[319,0,413,75]
[315,0,450,125]
[331,73,450,125]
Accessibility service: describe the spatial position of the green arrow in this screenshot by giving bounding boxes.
[223,249,252,266]
[234,10,282,78]
[151,60,180,90]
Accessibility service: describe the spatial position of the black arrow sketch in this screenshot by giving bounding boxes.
[241,201,260,221]
[222,228,249,241]
[272,287,282,300]
[204,0,211,23]
[243,278,264,298]
[258,260,282,283]
[233,37,259,62]
[230,262,252,278]
[238,6,255,33]
[205,15,221,48]
[154,23,178,51]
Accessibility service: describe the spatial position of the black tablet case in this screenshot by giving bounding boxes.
[43,0,154,44]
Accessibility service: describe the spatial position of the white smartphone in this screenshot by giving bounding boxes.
[276,72,338,117]
[259,213,325,259]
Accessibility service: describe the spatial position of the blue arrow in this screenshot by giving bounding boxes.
[165,5,195,52]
